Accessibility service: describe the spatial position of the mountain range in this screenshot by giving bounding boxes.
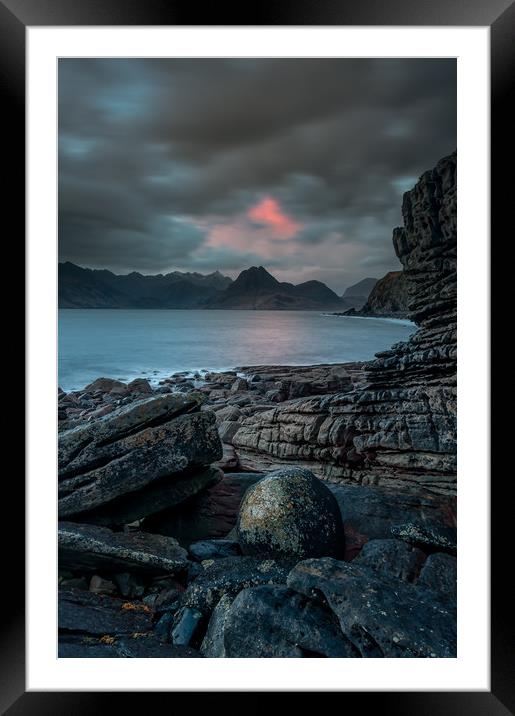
[58,262,377,311]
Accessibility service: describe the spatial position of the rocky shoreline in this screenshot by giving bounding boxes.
[58,359,456,658]
[57,152,457,658]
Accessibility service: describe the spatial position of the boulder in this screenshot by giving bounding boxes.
[230,377,249,392]
[182,556,293,616]
[200,594,233,657]
[417,552,457,599]
[352,538,426,582]
[127,378,152,395]
[223,585,359,658]
[237,467,345,559]
[218,420,241,444]
[288,558,456,657]
[83,377,127,393]
[58,522,189,574]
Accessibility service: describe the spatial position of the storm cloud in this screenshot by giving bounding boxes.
[58,58,456,292]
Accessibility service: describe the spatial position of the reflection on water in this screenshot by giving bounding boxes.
[58,309,415,392]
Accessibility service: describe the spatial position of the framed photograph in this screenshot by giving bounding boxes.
[4,0,508,709]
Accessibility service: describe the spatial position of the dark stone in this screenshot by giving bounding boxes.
[58,633,200,658]
[154,611,175,642]
[113,573,146,599]
[58,522,189,574]
[237,467,345,560]
[189,539,241,561]
[58,589,154,636]
[75,466,222,527]
[58,393,222,518]
[223,585,360,658]
[288,558,456,657]
[88,575,117,595]
[182,556,293,616]
[200,594,233,657]
[171,607,204,647]
[391,521,457,553]
[329,483,456,560]
[417,552,457,599]
[353,538,426,582]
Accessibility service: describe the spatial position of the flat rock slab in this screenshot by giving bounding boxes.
[183,556,294,616]
[58,393,222,518]
[75,467,222,527]
[391,521,457,553]
[58,522,189,574]
[59,589,155,636]
[223,585,359,658]
[287,558,456,657]
[58,634,200,658]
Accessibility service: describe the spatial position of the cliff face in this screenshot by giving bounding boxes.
[233,152,457,495]
[359,271,409,317]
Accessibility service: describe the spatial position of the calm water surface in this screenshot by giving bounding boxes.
[58,309,415,392]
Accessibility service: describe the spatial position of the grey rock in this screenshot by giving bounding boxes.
[171,607,204,646]
[218,420,241,444]
[288,558,456,657]
[353,538,426,582]
[183,556,293,616]
[58,522,189,574]
[189,539,241,561]
[113,572,146,599]
[58,393,222,518]
[391,522,456,553]
[89,575,117,595]
[237,467,345,560]
[231,377,249,392]
[58,633,200,658]
[223,585,360,658]
[200,593,233,657]
[59,588,154,636]
[417,552,457,599]
[76,466,222,527]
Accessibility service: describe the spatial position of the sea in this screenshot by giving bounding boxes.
[58,309,415,392]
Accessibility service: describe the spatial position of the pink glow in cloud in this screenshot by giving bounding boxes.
[247,197,302,238]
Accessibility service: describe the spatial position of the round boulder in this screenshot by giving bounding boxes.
[237,467,345,559]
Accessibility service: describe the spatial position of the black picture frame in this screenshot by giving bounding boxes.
[3,0,509,711]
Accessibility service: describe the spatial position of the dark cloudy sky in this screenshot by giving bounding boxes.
[58,58,456,292]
